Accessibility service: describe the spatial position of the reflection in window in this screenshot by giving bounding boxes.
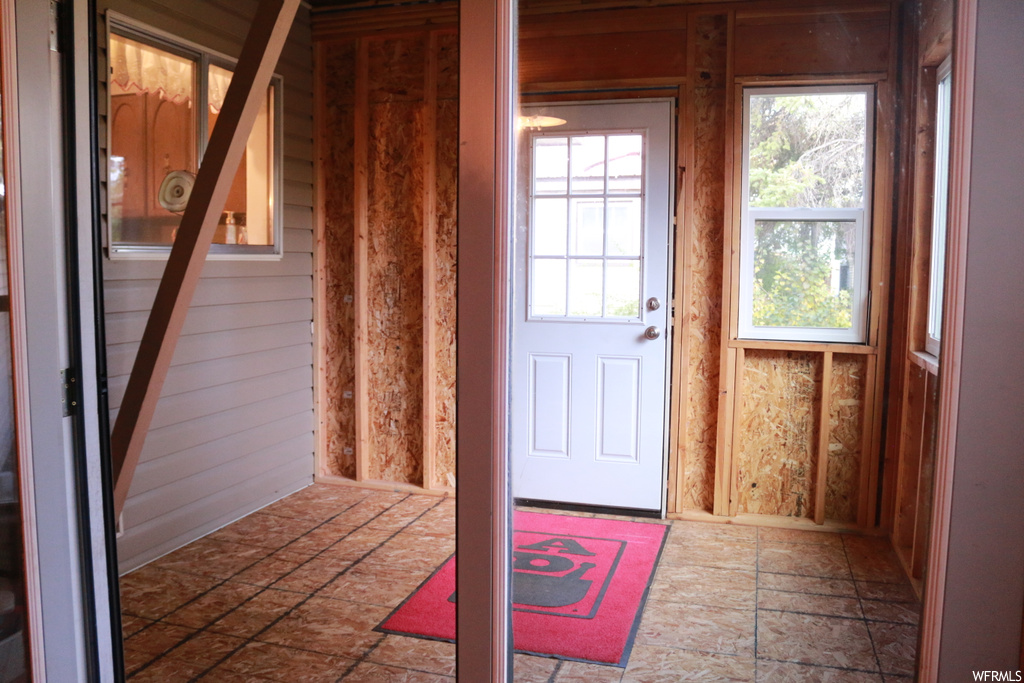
[925,58,952,357]
[753,219,858,329]
[108,26,280,255]
[739,87,873,343]
[529,134,644,321]
[0,67,31,682]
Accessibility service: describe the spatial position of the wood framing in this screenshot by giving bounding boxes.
[111,0,301,515]
[353,38,370,482]
[421,31,439,490]
[313,40,328,481]
[918,0,975,672]
[814,351,833,524]
[667,81,689,514]
[713,10,738,518]
[713,10,893,527]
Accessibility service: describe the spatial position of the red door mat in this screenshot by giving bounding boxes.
[377,511,668,667]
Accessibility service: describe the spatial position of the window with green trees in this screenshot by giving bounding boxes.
[738,86,873,343]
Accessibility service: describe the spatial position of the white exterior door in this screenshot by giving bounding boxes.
[511,100,673,512]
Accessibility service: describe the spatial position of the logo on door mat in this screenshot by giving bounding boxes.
[447,532,627,619]
[510,531,626,619]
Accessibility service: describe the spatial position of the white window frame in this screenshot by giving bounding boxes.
[105,12,285,260]
[925,57,953,357]
[738,84,874,344]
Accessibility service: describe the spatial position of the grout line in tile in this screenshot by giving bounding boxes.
[124,488,918,681]
[334,633,385,681]
[756,655,883,676]
[844,534,885,676]
[545,658,564,683]
[756,607,866,622]
[754,526,761,677]
[125,492,380,679]
[185,493,449,682]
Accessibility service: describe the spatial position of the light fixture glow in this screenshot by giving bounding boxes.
[517,115,567,131]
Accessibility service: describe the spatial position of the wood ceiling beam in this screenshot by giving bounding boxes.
[111,0,301,517]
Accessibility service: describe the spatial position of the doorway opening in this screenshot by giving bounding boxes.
[511,100,674,515]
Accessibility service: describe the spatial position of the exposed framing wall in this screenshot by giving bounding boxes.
[707,3,894,527]
[315,21,458,494]
[313,0,898,531]
[99,0,316,572]
[884,0,953,593]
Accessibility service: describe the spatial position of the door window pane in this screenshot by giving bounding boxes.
[532,198,567,256]
[568,260,603,317]
[606,260,641,318]
[529,132,645,321]
[569,136,605,194]
[531,259,567,316]
[606,198,641,257]
[569,198,604,256]
[607,135,642,194]
[533,137,568,195]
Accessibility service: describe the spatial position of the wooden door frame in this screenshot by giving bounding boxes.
[511,98,675,515]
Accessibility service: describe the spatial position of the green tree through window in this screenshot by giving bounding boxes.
[740,87,871,342]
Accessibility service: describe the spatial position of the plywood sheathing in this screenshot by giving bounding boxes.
[320,39,357,479]
[736,350,821,519]
[679,13,728,513]
[519,6,687,88]
[732,6,891,77]
[826,354,866,523]
[430,31,459,489]
[366,36,426,485]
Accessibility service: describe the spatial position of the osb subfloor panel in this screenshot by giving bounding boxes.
[120,484,919,681]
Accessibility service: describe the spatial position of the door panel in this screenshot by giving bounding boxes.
[512,100,673,511]
[528,353,571,458]
[597,355,641,462]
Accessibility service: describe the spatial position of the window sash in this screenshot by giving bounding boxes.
[738,208,868,342]
[738,85,874,344]
[926,58,953,357]
[105,14,284,259]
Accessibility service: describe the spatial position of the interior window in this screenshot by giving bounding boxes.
[107,22,281,257]
[738,86,874,343]
[926,58,953,357]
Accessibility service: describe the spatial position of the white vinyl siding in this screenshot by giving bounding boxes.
[97,0,315,572]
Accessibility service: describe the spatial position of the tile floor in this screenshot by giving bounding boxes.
[119,484,920,681]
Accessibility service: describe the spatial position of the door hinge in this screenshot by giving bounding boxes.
[48,0,62,53]
[61,368,78,417]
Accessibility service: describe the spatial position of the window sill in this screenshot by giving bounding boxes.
[106,247,284,262]
[908,349,940,375]
[730,338,877,355]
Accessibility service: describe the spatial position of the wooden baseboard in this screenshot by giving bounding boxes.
[668,509,884,536]
[314,474,454,498]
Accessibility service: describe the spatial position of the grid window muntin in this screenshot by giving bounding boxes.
[528,131,647,322]
[106,14,284,259]
[738,84,874,343]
